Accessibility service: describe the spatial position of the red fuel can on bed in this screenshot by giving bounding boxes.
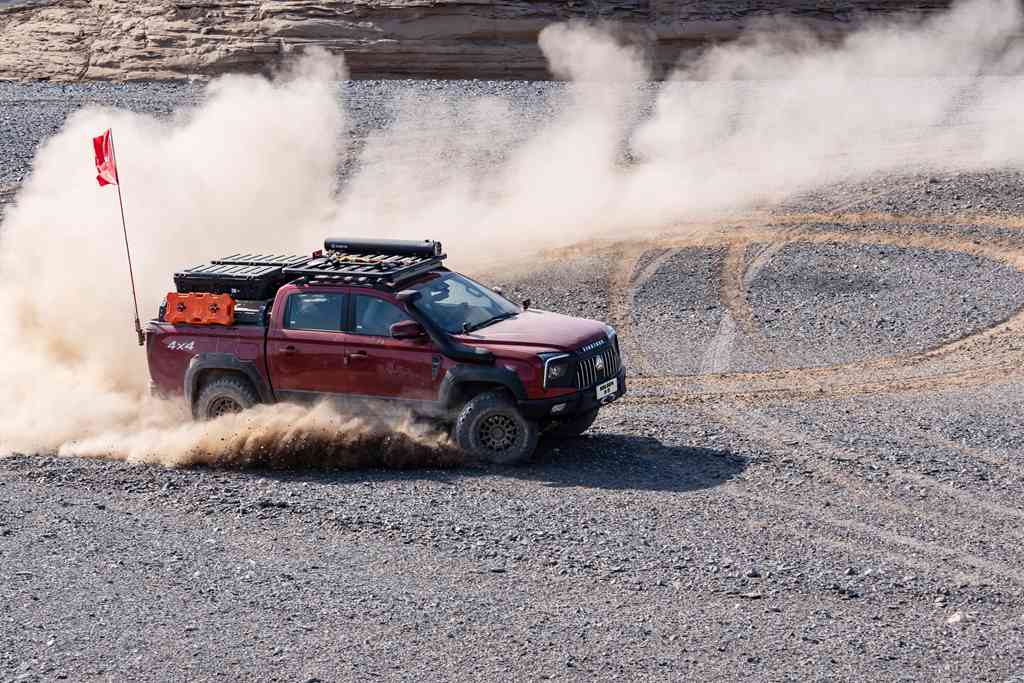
[164,292,235,326]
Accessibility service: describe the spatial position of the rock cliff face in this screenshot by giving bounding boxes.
[0,0,952,81]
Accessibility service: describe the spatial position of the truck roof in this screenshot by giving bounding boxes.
[284,240,445,290]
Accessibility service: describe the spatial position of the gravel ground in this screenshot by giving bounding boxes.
[0,80,579,190]
[778,169,1024,217]
[481,254,613,325]
[744,242,1024,369]
[4,80,1024,682]
[630,248,727,376]
[0,81,202,188]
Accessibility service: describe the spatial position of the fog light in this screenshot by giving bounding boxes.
[550,403,568,414]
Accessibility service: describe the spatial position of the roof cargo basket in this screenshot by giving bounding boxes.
[285,237,445,289]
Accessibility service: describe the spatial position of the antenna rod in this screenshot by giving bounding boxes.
[109,130,144,346]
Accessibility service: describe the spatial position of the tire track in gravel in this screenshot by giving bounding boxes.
[736,506,985,587]
[757,525,986,587]
[591,210,1024,589]
[715,405,1024,526]
[698,310,737,375]
[710,408,1024,587]
[773,211,1024,231]
[669,382,1024,588]
[594,221,1024,402]
[900,426,1024,480]
[629,362,1024,406]
[725,240,791,336]
[698,245,742,375]
[606,245,681,376]
[730,485,1023,587]
[603,218,1024,570]
[700,240,790,373]
[647,222,1024,552]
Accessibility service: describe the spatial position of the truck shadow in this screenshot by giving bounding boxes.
[252,432,745,494]
[514,433,746,493]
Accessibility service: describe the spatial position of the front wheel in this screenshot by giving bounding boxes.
[454,390,538,465]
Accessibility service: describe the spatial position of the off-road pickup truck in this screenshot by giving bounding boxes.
[147,238,625,463]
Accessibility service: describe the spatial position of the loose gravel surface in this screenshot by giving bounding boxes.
[630,248,726,376]
[744,242,1024,370]
[4,81,1024,682]
[779,169,1024,217]
[0,80,579,190]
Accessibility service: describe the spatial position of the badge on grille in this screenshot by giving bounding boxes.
[594,355,605,372]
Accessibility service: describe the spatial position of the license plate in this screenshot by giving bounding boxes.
[596,378,618,401]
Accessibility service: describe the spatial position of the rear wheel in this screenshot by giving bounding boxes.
[454,390,538,465]
[195,375,258,420]
[547,408,599,439]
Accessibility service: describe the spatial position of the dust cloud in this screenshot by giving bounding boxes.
[2,0,1023,464]
[338,0,1024,255]
[59,403,459,470]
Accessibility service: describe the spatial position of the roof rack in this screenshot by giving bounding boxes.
[213,254,310,268]
[282,238,445,289]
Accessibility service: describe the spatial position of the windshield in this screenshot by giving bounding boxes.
[412,272,519,334]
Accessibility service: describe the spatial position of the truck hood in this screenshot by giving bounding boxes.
[452,309,607,352]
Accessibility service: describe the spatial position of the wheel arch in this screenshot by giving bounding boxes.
[184,353,273,413]
[439,364,527,411]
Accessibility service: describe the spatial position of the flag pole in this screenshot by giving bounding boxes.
[108,130,144,347]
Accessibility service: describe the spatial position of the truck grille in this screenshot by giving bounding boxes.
[576,339,621,389]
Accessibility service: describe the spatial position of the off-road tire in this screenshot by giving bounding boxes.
[454,390,538,465]
[195,375,258,420]
[547,408,599,440]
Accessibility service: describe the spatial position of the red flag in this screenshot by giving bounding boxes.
[93,129,118,186]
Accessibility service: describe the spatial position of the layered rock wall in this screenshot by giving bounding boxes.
[0,1,953,81]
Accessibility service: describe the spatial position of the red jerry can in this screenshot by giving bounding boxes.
[165,292,236,326]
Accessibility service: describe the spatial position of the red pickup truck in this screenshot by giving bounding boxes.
[147,238,625,464]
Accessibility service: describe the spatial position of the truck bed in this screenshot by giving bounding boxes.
[147,318,269,398]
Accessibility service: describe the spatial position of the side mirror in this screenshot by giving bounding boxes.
[396,289,421,304]
[522,298,531,310]
[390,319,426,339]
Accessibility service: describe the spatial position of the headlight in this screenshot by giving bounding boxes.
[547,362,569,381]
[539,352,573,389]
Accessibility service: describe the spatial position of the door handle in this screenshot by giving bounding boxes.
[344,350,368,366]
[283,345,298,354]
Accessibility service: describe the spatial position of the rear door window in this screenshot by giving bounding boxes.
[353,295,411,337]
[285,292,346,331]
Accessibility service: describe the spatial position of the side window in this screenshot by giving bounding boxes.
[353,295,411,337]
[285,292,346,331]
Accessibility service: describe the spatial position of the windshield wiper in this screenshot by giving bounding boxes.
[462,311,517,333]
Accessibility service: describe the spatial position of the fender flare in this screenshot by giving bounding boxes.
[439,364,527,410]
[184,353,274,408]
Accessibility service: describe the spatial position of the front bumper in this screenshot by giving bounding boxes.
[517,368,627,420]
